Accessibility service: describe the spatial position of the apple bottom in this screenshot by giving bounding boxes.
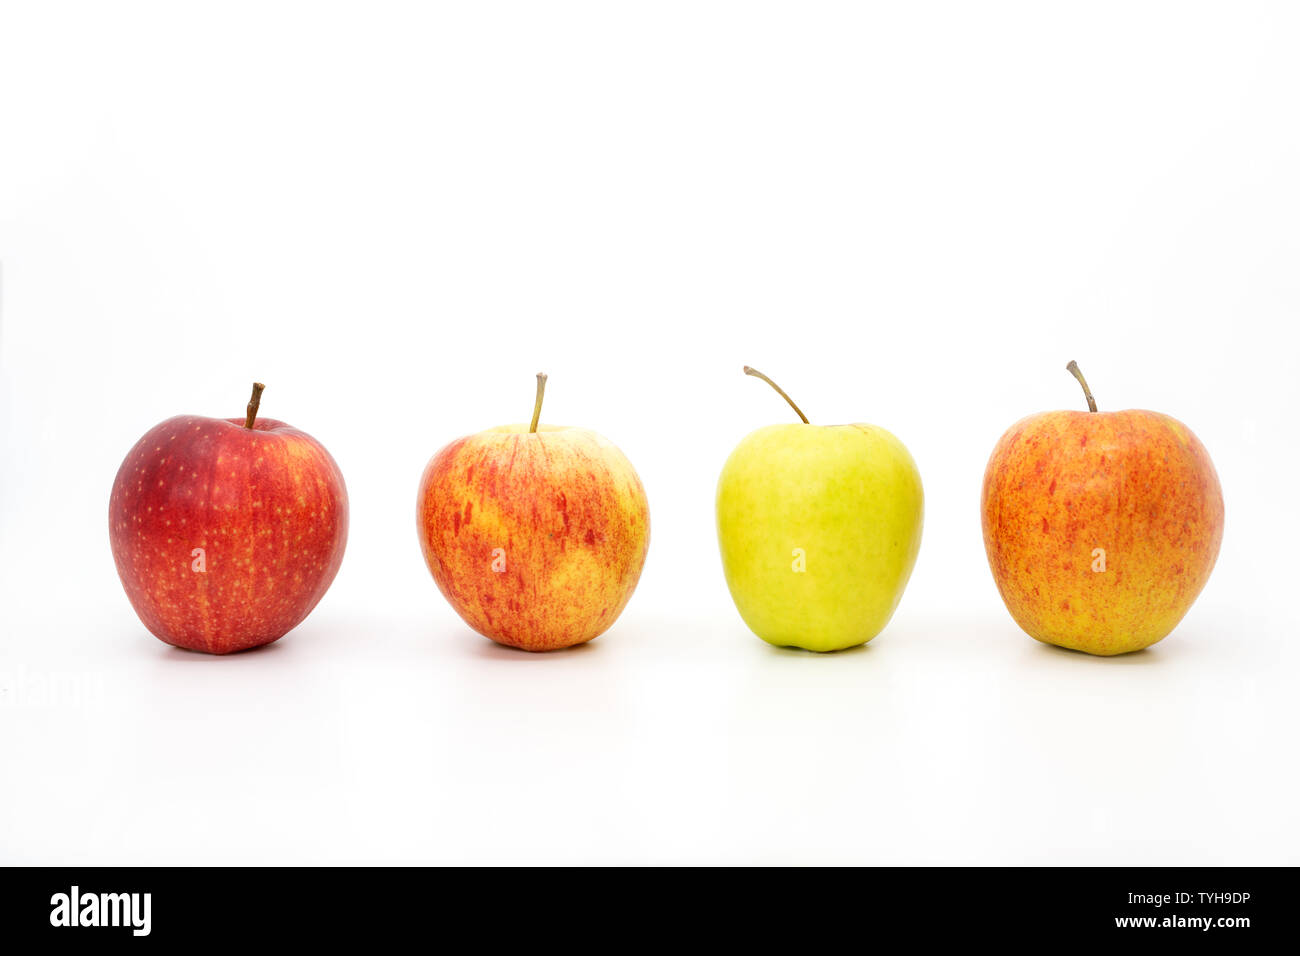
[114,613,330,655]
[729,553,918,653]
[423,526,648,652]
[996,569,1211,657]
[115,556,343,655]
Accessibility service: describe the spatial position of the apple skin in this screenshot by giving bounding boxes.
[109,415,348,654]
[716,424,924,652]
[416,424,650,652]
[981,409,1223,655]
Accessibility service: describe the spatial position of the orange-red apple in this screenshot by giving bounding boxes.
[981,361,1224,655]
[109,383,348,654]
[416,374,650,651]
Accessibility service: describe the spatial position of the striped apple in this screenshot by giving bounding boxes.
[417,374,650,651]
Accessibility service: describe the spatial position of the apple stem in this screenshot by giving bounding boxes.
[1065,360,1097,412]
[244,382,266,429]
[529,373,548,433]
[743,366,810,424]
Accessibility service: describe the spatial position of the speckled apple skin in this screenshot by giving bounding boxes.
[981,409,1223,655]
[109,415,348,654]
[417,425,650,652]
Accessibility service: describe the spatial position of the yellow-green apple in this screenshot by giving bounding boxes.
[109,383,348,654]
[416,374,650,652]
[716,367,924,652]
[981,361,1224,655]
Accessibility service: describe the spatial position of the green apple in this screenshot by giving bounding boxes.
[716,367,924,652]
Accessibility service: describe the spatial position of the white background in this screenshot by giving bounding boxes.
[2,2,1298,864]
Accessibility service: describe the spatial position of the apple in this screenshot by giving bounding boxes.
[109,383,349,654]
[416,374,650,651]
[981,361,1224,655]
[716,367,924,652]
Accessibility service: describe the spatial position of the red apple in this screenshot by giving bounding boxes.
[981,362,1224,655]
[109,383,348,654]
[416,374,651,651]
